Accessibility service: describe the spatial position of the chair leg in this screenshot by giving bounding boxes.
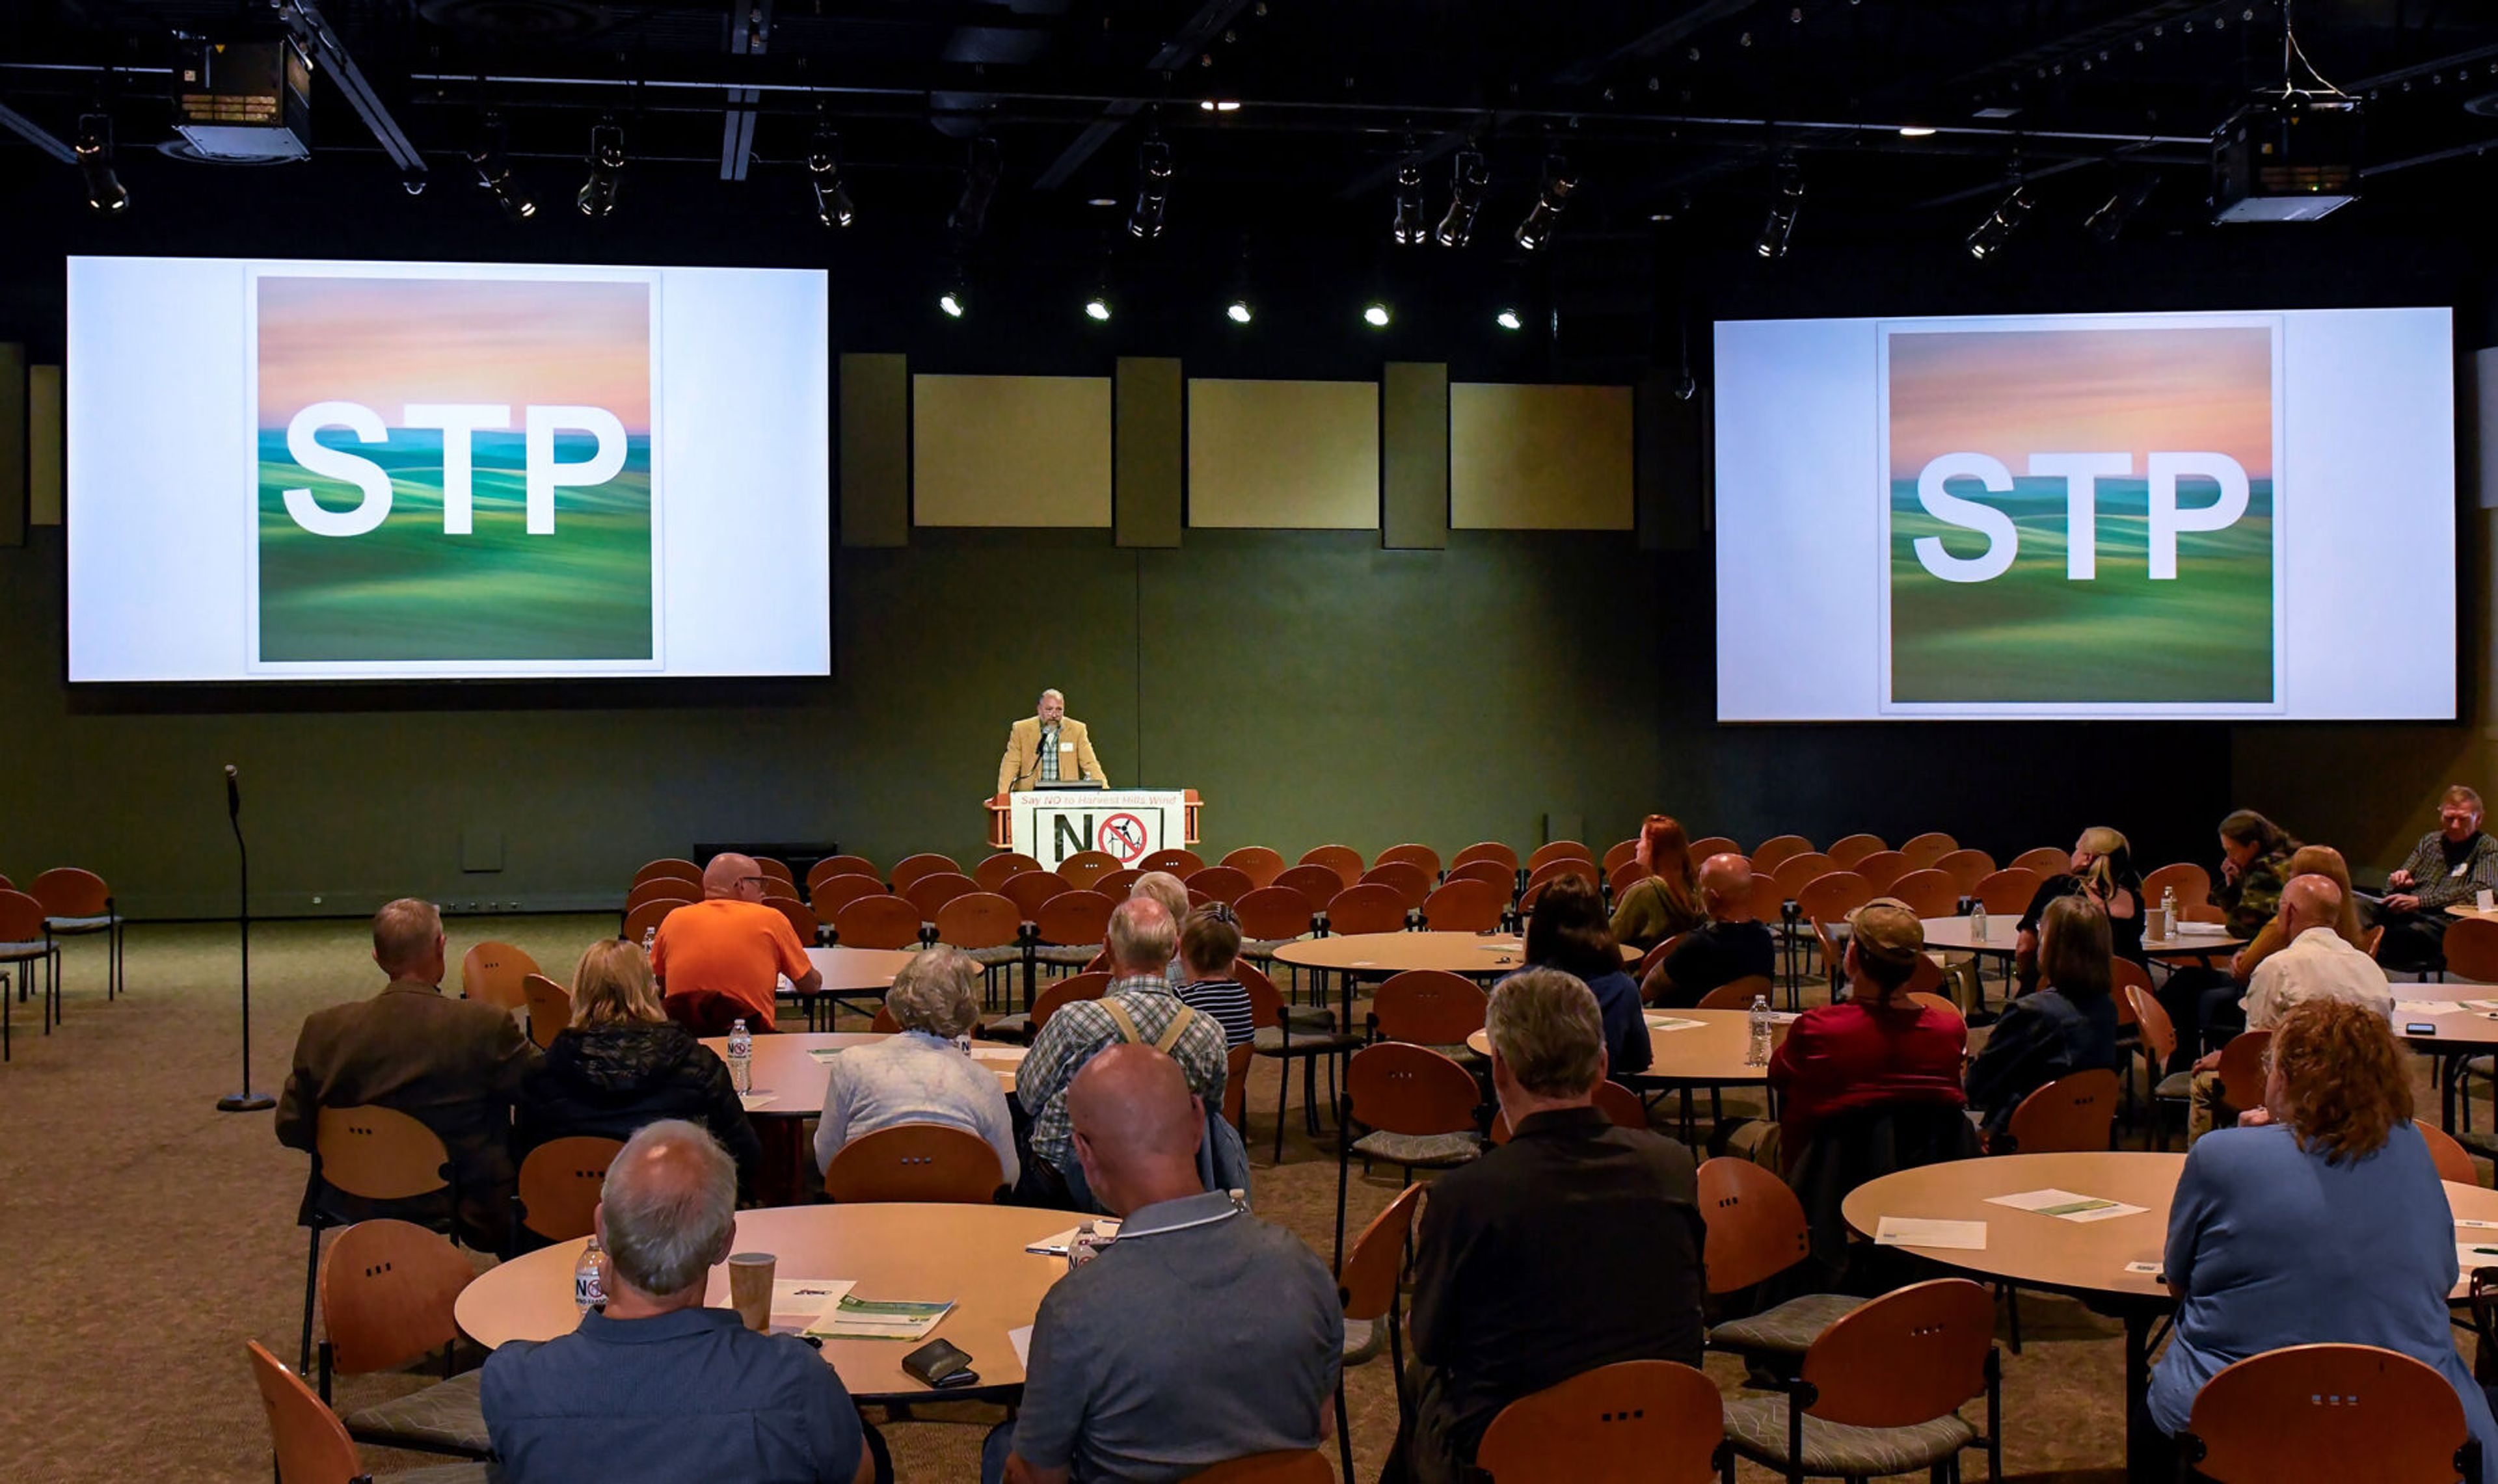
[1333,1118,1352,1275]
[1272,1060,1289,1165]
[2002,1283,2022,1355]
[300,1223,323,1376]
[1336,1375,1354,1484]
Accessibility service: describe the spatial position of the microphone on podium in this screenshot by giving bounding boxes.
[225,763,241,820]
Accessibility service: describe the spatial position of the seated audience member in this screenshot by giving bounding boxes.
[1515,875,1651,1080]
[2230,844,2369,983]
[1017,898,1229,1209]
[2212,810,2301,939]
[2377,784,2498,973]
[1967,894,2123,1143]
[1764,898,1966,1169]
[2186,874,2394,1142]
[1641,853,1776,1009]
[518,939,762,1199]
[1173,903,1256,1048]
[275,897,539,1250]
[1128,871,1193,987]
[815,947,1017,1189]
[2014,826,2143,992]
[483,1120,875,1484]
[1609,814,1708,953]
[1401,970,1706,1484]
[2149,999,2497,1480]
[651,853,822,1033]
[987,1046,1339,1484]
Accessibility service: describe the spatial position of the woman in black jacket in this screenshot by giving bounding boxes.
[517,938,763,1195]
[1967,893,2123,1145]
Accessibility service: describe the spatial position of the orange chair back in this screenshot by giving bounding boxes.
[1801,1278,1993,1428]
[1359,860,1433,908]
[1525,856,1600,894]
[1607,860,1652,899]
[2010,846,2071,877]
[2217,1029,2273,1111]
[1793,870,1873,924]
[460,941,540,1011]
[1527,840,1594,873]
[872,1003,902,1033]
[835,894,924,950]
[2444,918,2498,983]
[1697,1156,1812,1293]
[1269,864,1344,909]
[1898,832,1958,868]
[1445,858,1517,892]
[1300,844,1366,888]
[1592,1080,1647,1132]
[1057,851,1122,890]
[809,872,887,921]
[624,877,696,916]
[1224,1042,1252,1129]
[1092,868,1142,901]
[807,855,878,893]
[1825,833,1886,868]
[770,896,820,945]
[29,866,111,918]
[1750,834,1811,871]
[1031,972,1112,1030]
[1233,886,1317,944]
[974,852,1042,892]
[889,853,962,892]
[1851,850,1911,892]
[1771,853,1838,901]
[1186,1451,1336,1483]
[2123,981,2177,1068]
[1002,870,1073,918]
[1931,848,1997,895]
[1371,970,1489,1045]
[935,892,1022,951]
[1687,836,1739,862]
[515,1136,621,1243]
[632,858,701,889]
[1034,890,1116,947]
[1338,1182,1424,1322]
[247,1339,367,1484]
[1743,870,1786,923]
[1219,846,1288,888]
[1377,842,1443,879]
[1187,865,1257,905]
[822,1123,1002,1204]
[1602,838,1642,874]
[1475,1359,1725,1484]
[1695,975,1771,1012]
[2142,860,2215,910]
[1140,847,1204,877]
[1972,867,2042,917]
[1886,868,1963,920]
[621,897,684,946]
[2421,1121,2480,1186]
[1347,1042,1481,1137]
[1326,882,1411,936]
[314,1105,450,1202]
[1451,840,1520,875]
[757,858,795,887]
[2184,1343,2474,1484]
[1419,879,1505,933]
[522,973,573,1048]
[904,871,980,920]
[318,1218,473,1373]
[2007,1067,2119,1152]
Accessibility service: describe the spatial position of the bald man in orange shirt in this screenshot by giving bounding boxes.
[651,853,822,1032]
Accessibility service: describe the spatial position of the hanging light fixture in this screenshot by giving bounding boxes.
[1127,137,1173,240]
[1436,148,1488,246]
[75,113,128,215]
[807,122,853,228]
[575,116,624,219]
[466,113,535,224]
[1512,153,1577,252]
[1754,157,1803,259]
[950,135,1002,239]
[1391,159,1429,245]
[1967,181,2035,259]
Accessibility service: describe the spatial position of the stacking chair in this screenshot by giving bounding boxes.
[1223,1042,1254,1132]
[1898,832,1957,869]
[1721,1278,2001,1484]
[520,974,572,1049]
[0,888,57,1055]
[247,1340,491,1484]
[317,1219,491,1459]
[903,871,980,922]
[987,970,1112,1044]
[1698,1158,1863,1365]
[1057,850,1122,891]
[1334,1042,1484,1269]
[2176,1343,2480,1483]
[1418,878,1504,933]
[301,1106,455,1374]
[1971,867,2042,918]
[806,855,878,894]
[1524,856,1600,895]
[1334,1182,1424,1483]
[1771,854,1839,904]
[1001,869,1072,921]
[769,895,822,948]
[1097,868,1146,899]
[1233,885,1319,1005]
[1931,849,1997,897]
[823,1123,1003,1204]
[2421,1121,2481,1185]
[973,851,1042,892]
[2009,846,2070,877]
[1444,858,1517,894]
[1367,970,1488,1061]
[1359,860,1433,909]
[1451,840,1520,876]
[1687,836,1739,862]
[1187,1451,1335,1483]
[1850,850,1911,893]
[833,894,925,951]
[1696,976,1774,1011]
[510,1136,619,1251]
[1139,847,1204,877]
[1219,845,1288,888]
[1187,866,1256,904]
[31,867,122,1001]
[630,857,701,890]
[1245,964,1362,1162]
[1301,844,1367,888]
[887,853,961,893]
[1886,869,1962,920]
[1274,864,1350,912]
[2216,1029,2272,1113]
[1490,1081,1646,1143]
[1824,834,1885,869]
[1601,837,1644,875]
[756,857,796,889]
[934,892,1026,1003]
[1795,871,1874,1000]
[1376,842,1442,879]
[2142,860,2215,911]
[619,897,683,948]
[1607,860,1651,901]
[1751,835,1812,872]
[871,1003,903,1033]
[1997,1067,2121,1348]
[1527,840,1593,874]
[1475,1359,1728,1484]
[1324,882,1412,936]
[809,872,887,924]
[624,877,695,917]
[1027,890,1116,1003]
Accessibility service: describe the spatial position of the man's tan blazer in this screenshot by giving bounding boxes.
[998,715,1108,793]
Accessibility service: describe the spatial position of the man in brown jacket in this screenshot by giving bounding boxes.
[996,687,1109,794]
[276,897,539,1249]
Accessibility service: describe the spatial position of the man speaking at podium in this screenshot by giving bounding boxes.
[998,687,1109,794]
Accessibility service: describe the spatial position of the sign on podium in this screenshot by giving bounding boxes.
[986,788,1202,866]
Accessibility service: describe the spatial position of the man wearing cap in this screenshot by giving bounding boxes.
[1761,897,1967,1170]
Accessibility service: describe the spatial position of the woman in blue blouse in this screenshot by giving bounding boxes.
[1516,876,1650,1082]
[2150,996,2495,1481]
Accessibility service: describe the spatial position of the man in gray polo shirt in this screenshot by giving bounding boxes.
[988,1044,1340,1484]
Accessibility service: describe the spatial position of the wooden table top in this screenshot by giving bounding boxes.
[1272,931,1636,977]
[786,947,920,997]
[2445,904,2498,921]
[1841,1150,2498,1301]
[454,1202,1082,1400]
[705,1031,1027,1117]
[2392,994,2498,1051]
[1918,916,2246,959]
[1464,1008,1785,1084]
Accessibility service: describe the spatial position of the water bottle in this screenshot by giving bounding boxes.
[1747,993,1774,1067]
[1971,901,1989,943]
[727,1018,753,1096]
[641,925,656,953]
[2160,886,2178,940]
[574,1235,609,1315]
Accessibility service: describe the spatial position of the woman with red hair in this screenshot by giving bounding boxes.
[1608,814,1706,953]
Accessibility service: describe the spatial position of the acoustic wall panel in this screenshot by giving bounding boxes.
[0,345,23,545]
[1188,378,1378,529]
[839,352,909,548]
[1450,382,1635,530]
[1382,362,1451,550]
[1114,357,1184,548]
[914,373,1112,527]
[30,364,63,529]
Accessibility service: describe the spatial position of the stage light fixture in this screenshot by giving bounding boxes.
[1512,154,1578,252]
[1754,158,1803,259]
[1966,182,2034,259]
[1198,98,1242,113]
[1363,300,1392,328]
[807,126,854,228]
[1226,298,1254,324]
[950,136,1002,238]
[1898,124,1938,137]
[1391,159,1429,245]
[2085,173,2157,243]
[466,114,536,224]
[74,113,128,215]
[1495,306,1524,331]
[1127,138,1173,240]
[1084,293,1112,323]
[939,286,967,318]
[1436,148,1488,246]
[575,116,624,219]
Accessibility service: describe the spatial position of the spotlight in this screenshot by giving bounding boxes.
[466,114,536,224]
[1084,293,1112,323]
[807,126,854,228]
[1898,124,1939,137]
[939,286,967,319]
[1127,139,1173,240]
[1754,159,1803,259]
[1495,306,1523,332]
[575,117,624,219]
[1362,300,1391,328]
[1391,160,1429,245]
[1198,99,1242,113]
[2084,173,2156,243]
[1966,183,2034,259]
[1512,154,1578,251]
[74,113,128,215]
[950,136,1001,239]
[1436,148,1488,247]
[1226,298,1253,325]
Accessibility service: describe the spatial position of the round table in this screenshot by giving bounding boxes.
[1465,1008,1780,1085]
[1842,1150,2498,1479]
[703,1032,1027,1118]
[780,947,920,1028]
[455,1203,1082,1402]
[1272,932,1638,1029]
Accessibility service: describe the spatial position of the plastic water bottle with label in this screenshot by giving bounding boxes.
[2158,886,2178,940]
[1747,993,1774,1067]
[1970,901,1988,943]
[575,1235,609,1314]
[727,1018,753,1096]
[641,925,656,954]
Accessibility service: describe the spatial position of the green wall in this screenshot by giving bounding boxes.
[0,525,1668,918]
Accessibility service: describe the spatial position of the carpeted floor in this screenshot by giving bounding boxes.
[8,914,2445,1483]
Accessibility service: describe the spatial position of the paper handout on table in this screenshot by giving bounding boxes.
[972,1047,1031,1065]
[1009,1325,1034,1370]
[1642,1014,1706,1033]
[805,1047,844,1065]
[2465,1000,2498,1014]
[1874,1217,1988,1250]
[1985,1188,2149,1223]
[2397,1000,2461,1016]
[1025,1219,1121,1256]
[771,1279,855,1329]
[807,1294,956,1341]
[739,1091,779,1110]
[2460,1245,2498,1272]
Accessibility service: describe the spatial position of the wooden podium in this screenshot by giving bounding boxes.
[986,788,1203,864]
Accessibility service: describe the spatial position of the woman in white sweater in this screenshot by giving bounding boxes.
[814,946,1019,1188]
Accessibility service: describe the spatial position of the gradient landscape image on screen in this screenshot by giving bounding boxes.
[1883,323,2277,706]
[253,274,657,664]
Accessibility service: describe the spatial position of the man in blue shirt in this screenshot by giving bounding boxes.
[483,1120,874,1484]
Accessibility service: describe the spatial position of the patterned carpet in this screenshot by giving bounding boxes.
[9,912,2417,1483]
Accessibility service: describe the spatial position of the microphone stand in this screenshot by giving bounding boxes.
[217,767,273,1112]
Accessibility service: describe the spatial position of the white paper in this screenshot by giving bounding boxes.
[2465,1001,2498,1014]
[1643,1015,1706,1033]
[2178,921,2229,936]
[805,1047,844,1064]
[2123,1261,2166,1278]
[1009,1324,1033,1370]
[972,1047,1030,1065]
[2461,1244,2498,1271]
[2397,1000,2460,1016]
[773,1279,855,1327]
[1985,1188,2148,1223]
[1025,1219,1121,1256]
[740,1092,779,1110]
[1874,1216,1988,1250]
[2458,1219,2498,1230]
